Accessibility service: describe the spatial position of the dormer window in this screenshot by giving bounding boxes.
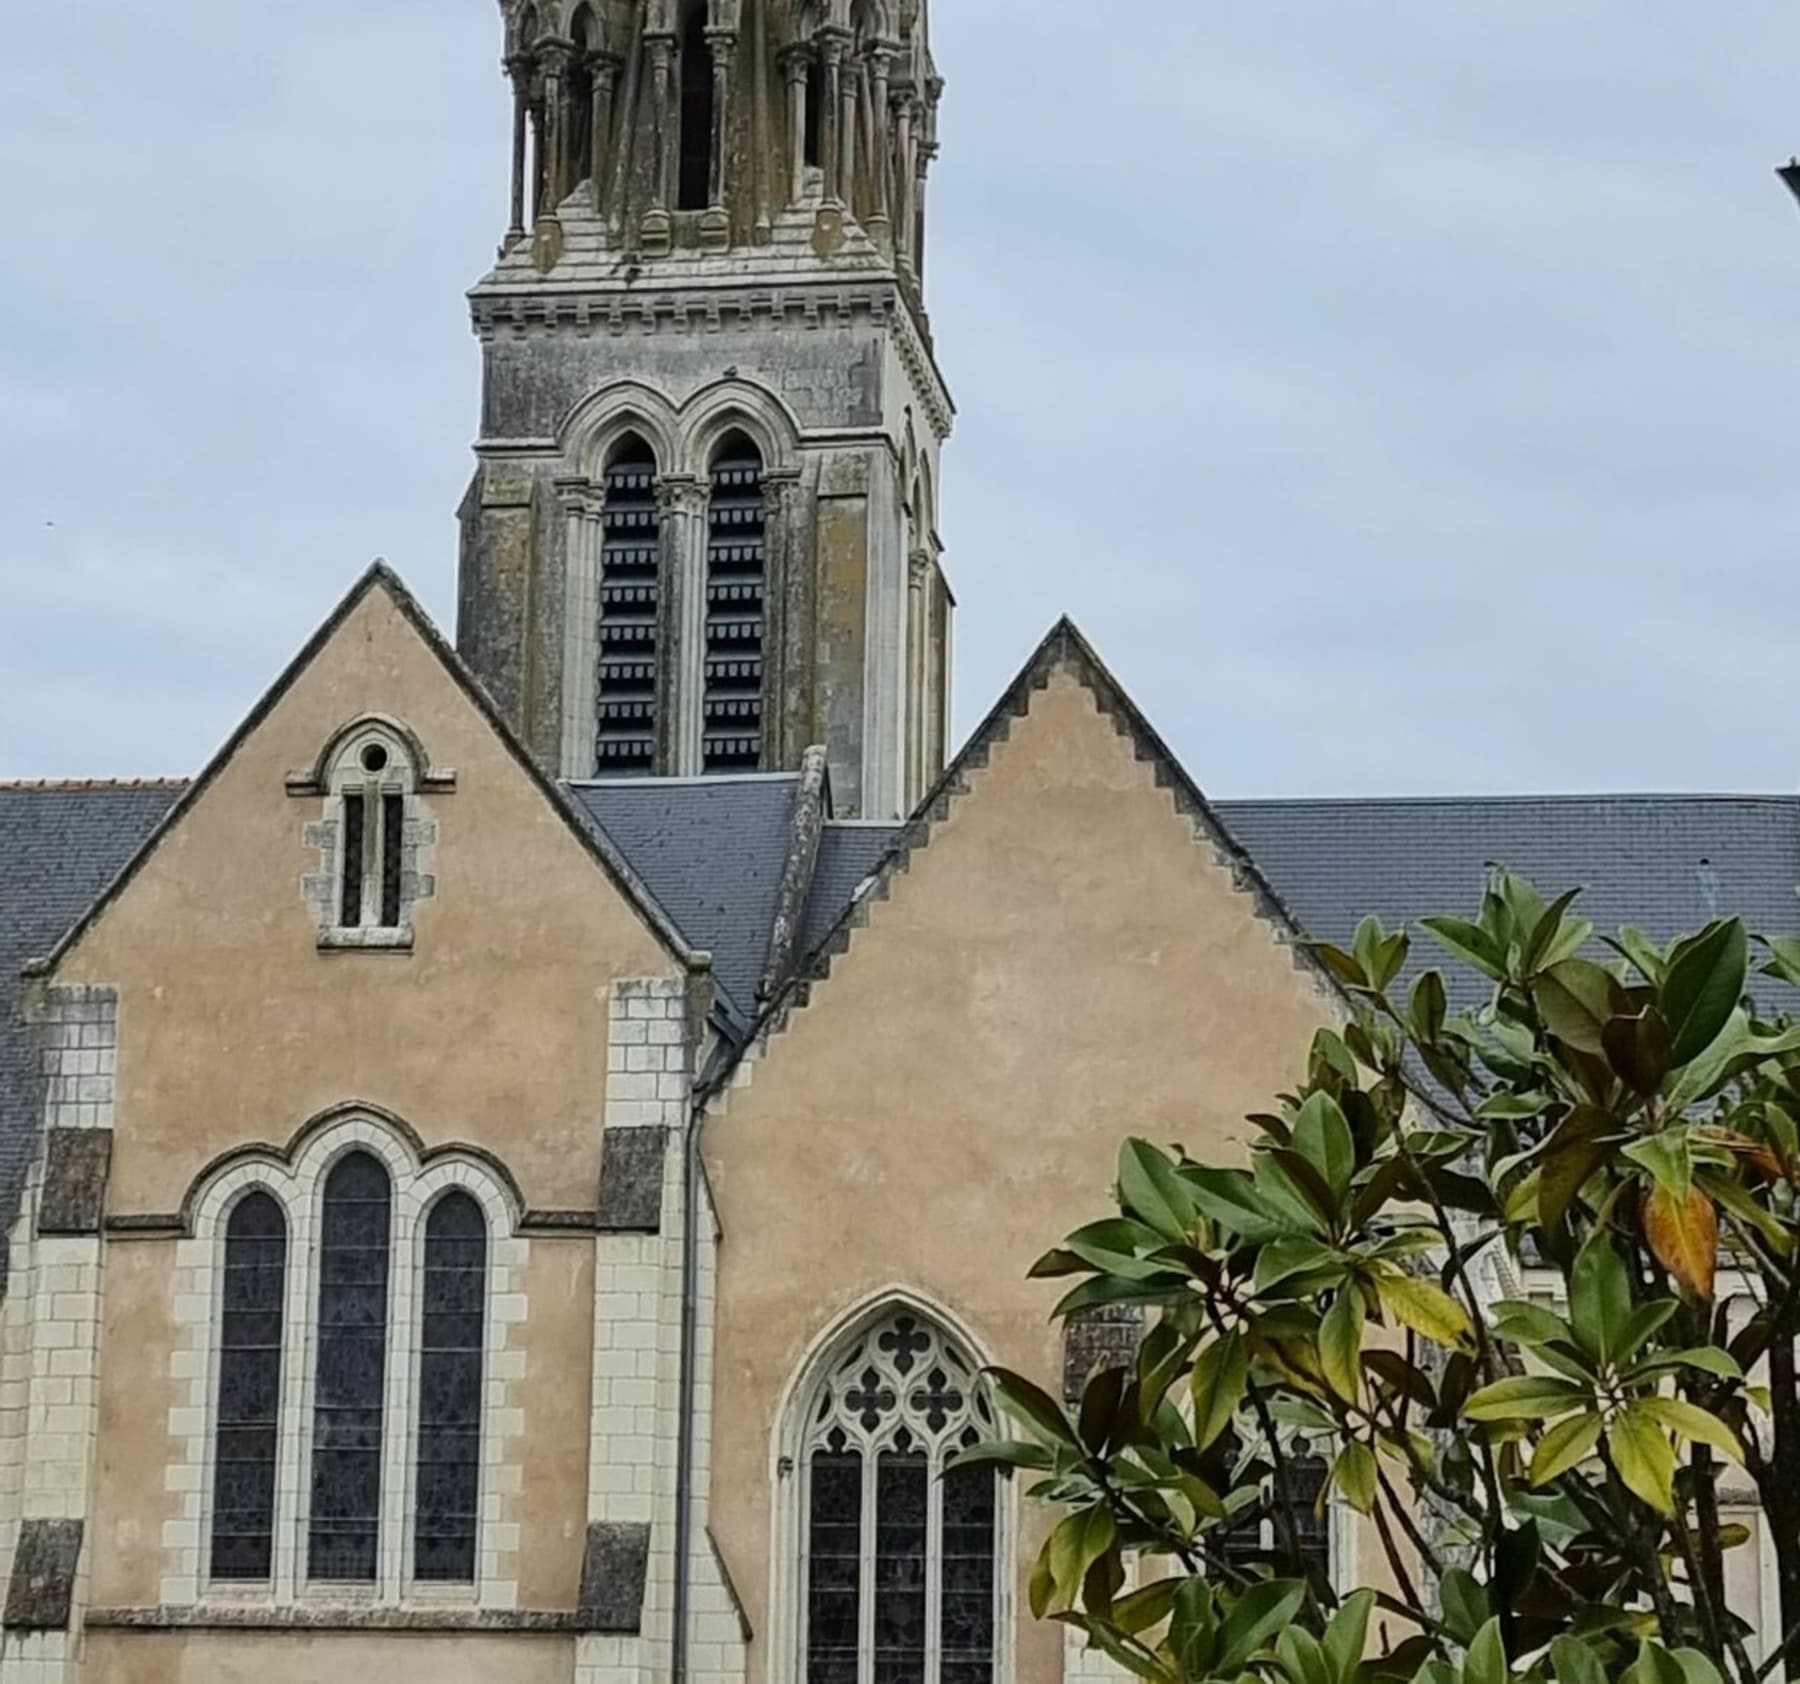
[292,717,450,951]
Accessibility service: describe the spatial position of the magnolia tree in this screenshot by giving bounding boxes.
[961,875,1800,1684]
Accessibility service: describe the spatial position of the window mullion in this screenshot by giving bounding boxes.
[925,1447,945,1684]
[859,1441,878,1684]
[360,782,381,930]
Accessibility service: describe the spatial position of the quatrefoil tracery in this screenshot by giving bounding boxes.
[806,1312,994,1459]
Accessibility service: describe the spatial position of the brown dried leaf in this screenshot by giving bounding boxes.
[1644,1184,1719,1301]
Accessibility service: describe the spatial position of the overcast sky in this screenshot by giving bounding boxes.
[4,2,1800,795]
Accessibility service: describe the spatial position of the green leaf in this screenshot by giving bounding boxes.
[1623,1129,1693,1202]
[1048,1504,1116,1608]
[1464,1375,1591,1423]
[1537,1106,1619,1232]
[1608,1405,1677,1515]
[1636,1397,1744,1465]
[989,1369,1081,1452]
[1320,1287,1364,1406]
[1669,1651,1726,1684]
[1421,916,1508,982]
[1550,1635,1609,1684]
[1279,1626,1331,1684]
[1529,1411,1604,1486]
[1375,1272,1472,1350]
[1118,1139,1197,1244]
[1465,1618,1508,1684]
[1183,1166,1294,1244]
[1662,918,1748,1067]
[1190,1332,1249,1451]
[1570,1238,1632,1365]
[1333,1440,1379,1514]
[1293,1092,1356,1202]
[946,1439,1056,1474]
[1322,1589,1375,1684]
[1410,971,1448,1042]
[1439,1570,1491,1647]
[1603,1008,1672,1099]
[1534,959,1625,1055]
[1218,1579,1308,1674]
[1760,934,1800,990]
[1612,1299,1678,1365]
[1110,1577,1179,1638]
[1625,1345,1743,1383]
[1488,1299,1574,1351]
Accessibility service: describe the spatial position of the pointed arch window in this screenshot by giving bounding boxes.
[704,433,767,771]
[210,1192,287,1584]
[677,0,715,211]
[802,1311,1000,1684]
[309,1151,393,1583]
[597,435,663,774]
[415,1192,488,1583]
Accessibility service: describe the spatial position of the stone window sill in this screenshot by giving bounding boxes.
[318,926,415,954]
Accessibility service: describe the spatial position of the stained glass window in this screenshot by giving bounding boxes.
[210,1191,286,1583]
[415,1192,486,1583]
[309,1152,392,1582]
[803,1312,999,1684]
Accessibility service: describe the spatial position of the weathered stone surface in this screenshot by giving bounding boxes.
[37,1127,112,1235]
[595,1126,668,1233]
[1062,1306,1145,1405]
[578,1520,651,1634]
[4,1519,83,1631]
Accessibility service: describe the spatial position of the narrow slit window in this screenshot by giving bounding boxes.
[309,1152,392,1583]
[596,436,662,775]
[704,434,767,772]
[380,794,405,928]
[414,1192,487,1584]
[340,791,366,928]
[210,1192,287,1584]
[677,0,715,210]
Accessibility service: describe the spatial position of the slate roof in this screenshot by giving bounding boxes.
[802,824,903,956]
[0,783,184,1257]
[566,775,806,1024]
[1217,794,1800,1004]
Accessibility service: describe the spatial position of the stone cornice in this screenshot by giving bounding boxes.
[469,277,953,439]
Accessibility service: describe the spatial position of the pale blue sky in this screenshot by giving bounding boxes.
[4,2,1800,794]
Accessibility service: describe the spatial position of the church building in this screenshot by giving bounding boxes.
[0,2,1789,1680]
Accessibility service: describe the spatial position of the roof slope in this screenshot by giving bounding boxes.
[567,776,804,1022]
[0,783,184,1248]
[1219,794,1800,1004]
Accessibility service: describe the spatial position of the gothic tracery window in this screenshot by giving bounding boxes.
[803,1312,1000,1684]
[704,433,768,771]
[309,1151,393,1583]
[597,435,663,774]
[210,1192,287,1583]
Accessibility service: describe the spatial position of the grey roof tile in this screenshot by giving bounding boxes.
[565,776,803,1023]
[802,824,902,956]
[1216,794,1800,1006]
[0,783,184,1253]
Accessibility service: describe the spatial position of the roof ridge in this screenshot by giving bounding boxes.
[1214,792,1800,809]
[0,778,190,792]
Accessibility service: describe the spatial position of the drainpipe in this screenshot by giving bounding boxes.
[673,959,726,1684]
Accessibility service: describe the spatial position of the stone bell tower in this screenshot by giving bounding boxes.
[456,0,953,820]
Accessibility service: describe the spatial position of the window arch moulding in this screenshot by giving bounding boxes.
[159,1108,528,1612]
[770,1290,1015,1684]
[289,716,451,952]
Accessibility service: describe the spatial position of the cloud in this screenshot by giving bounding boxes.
[3,0,1800,796]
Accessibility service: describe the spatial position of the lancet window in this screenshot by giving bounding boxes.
[703,434,768,771]
[597,435,664,774]
[209,1193,288,1583]
[677,0,715,211]
[802,1311,1000,1684]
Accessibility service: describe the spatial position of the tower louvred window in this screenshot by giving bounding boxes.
[704,434,767,772]
[597,436,663,774]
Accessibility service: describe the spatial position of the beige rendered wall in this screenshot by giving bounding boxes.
[54,579,683,1616]
[55,580,679,1219]
[704,665,1337,1684]
[82,1630,575,1683]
